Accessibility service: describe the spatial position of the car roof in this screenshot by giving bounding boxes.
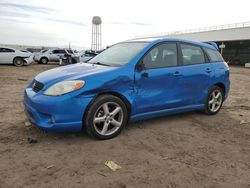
[125,38,218,50]
[0,46,16,50]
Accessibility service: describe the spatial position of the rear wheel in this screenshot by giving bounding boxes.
[84,95,128,140]
[13,57,24,67]
[204,86,224,115]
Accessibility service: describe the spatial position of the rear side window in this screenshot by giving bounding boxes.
[205,48,224,62]
[0,48,15,53]
[180,44,205,65]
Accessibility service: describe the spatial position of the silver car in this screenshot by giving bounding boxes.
[34,48,74,64]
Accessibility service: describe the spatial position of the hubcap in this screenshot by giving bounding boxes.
[16,60,22,65]
[42,58,47,63]
[93,102,123,136]
[208,90,222,112]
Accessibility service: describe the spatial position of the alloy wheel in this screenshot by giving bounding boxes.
[208,89,223,113]
[93,102,123,136]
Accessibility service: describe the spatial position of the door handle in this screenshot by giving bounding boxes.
[173,71,181,76]
[142,72,149,78]
[206,68,212,73]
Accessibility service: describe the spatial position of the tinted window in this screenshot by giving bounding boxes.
[143,43,178,69]
[53,50,66,54]
[0,48,15,53]
[181,44,205,65]
[205,48,224,62]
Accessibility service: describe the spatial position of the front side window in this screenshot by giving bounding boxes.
[181,44,205,65]
[143,43,178,69]
[52,50,58,54]
[58,50,66,54]
[205,48,224,62]
[53,50,65,54]
[89,42,148,67]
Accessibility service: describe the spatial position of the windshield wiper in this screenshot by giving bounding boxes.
[91,62,110,66]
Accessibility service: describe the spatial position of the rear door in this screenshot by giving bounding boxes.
[177,43,214,105]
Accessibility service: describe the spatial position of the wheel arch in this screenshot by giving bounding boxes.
[40,56,49,62]
[214,82,226,96]
[82,91,132,127]
[13,56,24,64]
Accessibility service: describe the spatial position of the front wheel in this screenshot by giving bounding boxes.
[204,86,224,115]
[84,95,128,140]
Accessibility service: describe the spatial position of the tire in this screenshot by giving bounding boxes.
[40,57,48,64]
[84,95,128,140]
[13,57,24,67]
[204,86,224,115]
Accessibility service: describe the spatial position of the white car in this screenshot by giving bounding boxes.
[34,48,74,64]
[76,50,97,62]
[0,47,33,66]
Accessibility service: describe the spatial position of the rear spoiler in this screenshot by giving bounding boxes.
[205,42,219,50]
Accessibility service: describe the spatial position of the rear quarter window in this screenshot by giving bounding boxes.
[180,44,205,65]
[205,48,224,62]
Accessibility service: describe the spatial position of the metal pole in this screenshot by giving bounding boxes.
[221,42,224,55]
[100,25,102,50]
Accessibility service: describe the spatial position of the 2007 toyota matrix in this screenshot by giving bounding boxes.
[24,38,230,139]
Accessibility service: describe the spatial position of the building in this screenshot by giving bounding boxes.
[134,21,250,65]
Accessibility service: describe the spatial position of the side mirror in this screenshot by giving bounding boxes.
[136,61,145,71]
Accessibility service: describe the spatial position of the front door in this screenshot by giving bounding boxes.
[135,42,183,114]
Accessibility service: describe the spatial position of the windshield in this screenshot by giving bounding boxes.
[21,50,29,53]
[41,50,48,53]
[88,42,148,66]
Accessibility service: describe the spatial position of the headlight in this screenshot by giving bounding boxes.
[44,80,85,96]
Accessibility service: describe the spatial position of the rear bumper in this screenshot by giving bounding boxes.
[23,88,93,132]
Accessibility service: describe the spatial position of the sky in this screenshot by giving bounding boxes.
[0,0,250,49]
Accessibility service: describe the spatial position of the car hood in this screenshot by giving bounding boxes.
[35,63,115,84]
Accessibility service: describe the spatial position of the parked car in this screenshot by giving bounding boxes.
[78,50,98,62]
[24,38,230,139]
[0,47,33,66]
[34,48,74,64]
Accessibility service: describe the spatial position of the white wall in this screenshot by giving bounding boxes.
[162,27,250,42]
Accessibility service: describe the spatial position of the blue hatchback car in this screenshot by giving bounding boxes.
[24,38,230,139]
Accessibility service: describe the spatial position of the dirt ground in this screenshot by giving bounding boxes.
[0,64,249,188]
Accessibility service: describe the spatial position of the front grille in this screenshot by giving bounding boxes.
[32,80,44,93]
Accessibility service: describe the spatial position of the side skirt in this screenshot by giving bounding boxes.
[130,104,205,122]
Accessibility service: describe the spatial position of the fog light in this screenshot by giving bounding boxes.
[51,116,56,123]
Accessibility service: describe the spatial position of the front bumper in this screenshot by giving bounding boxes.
[23,88,93,132]
[24,55,34,65]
